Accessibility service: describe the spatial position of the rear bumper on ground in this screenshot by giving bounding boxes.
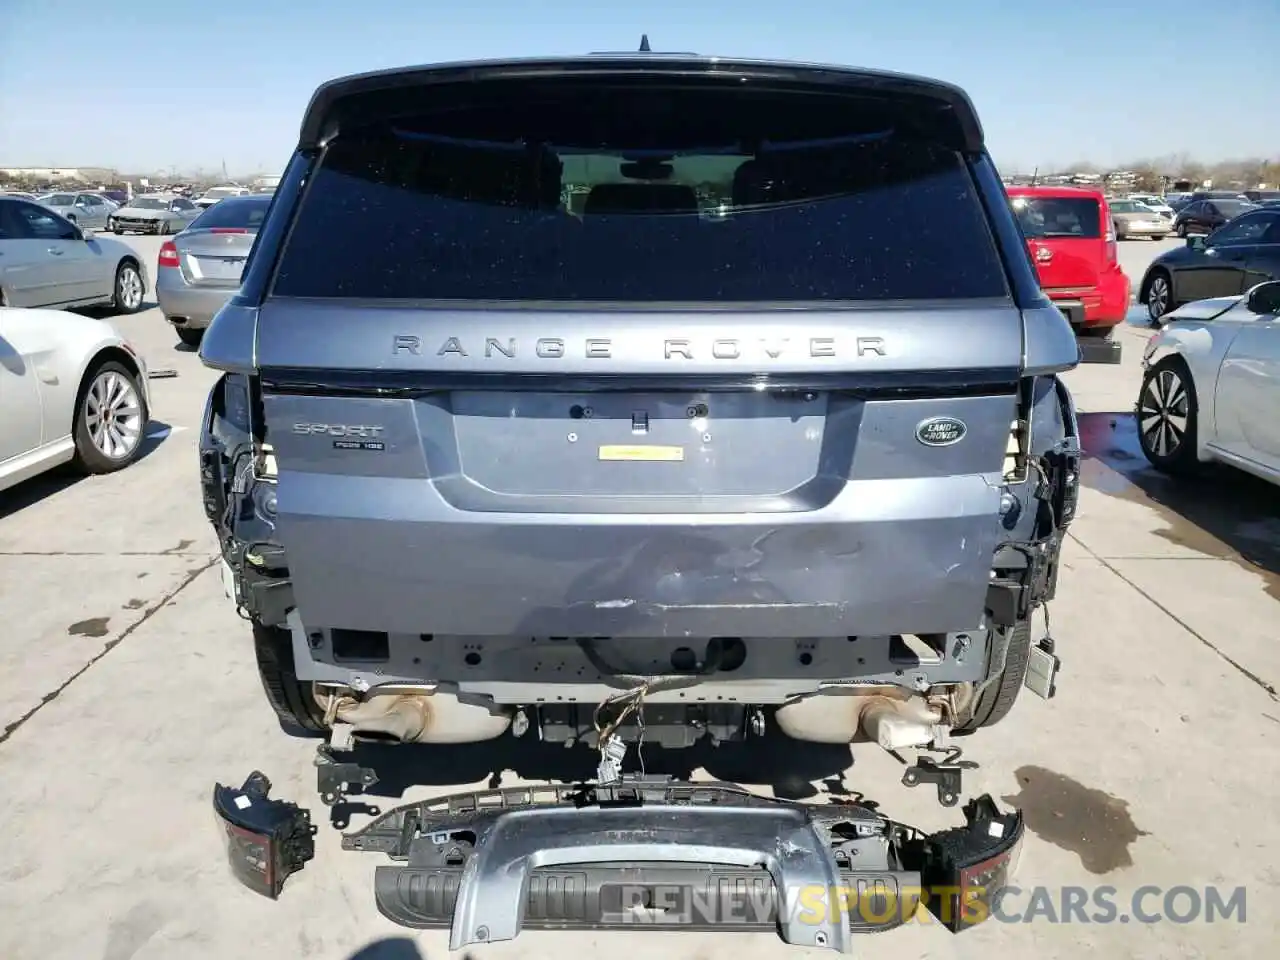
[155,271,236,329]
[213,774,1026,950]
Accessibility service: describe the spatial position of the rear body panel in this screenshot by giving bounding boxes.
[201,55,1079,688]
[156,226,259,328]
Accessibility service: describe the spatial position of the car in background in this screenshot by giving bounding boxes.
[1173,198,1258,237]
[108,193,201,235]
[0,196,148,314]
[1190,190,1249,203]
[1244,189,1280,204]
[1127,194,1175,221]
[156,193,271,346]
[1137,279,1280,486]
[1137,206,1280,324]
[194,185,251,209]
[36,192,114,230]
[98,189,129,206]
[87,193,121,211]
[1109,199,1171,240]
[1,191,37,202]
[0,306,151,492]
[1007,185,1130,339]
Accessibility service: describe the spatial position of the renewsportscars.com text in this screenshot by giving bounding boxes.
[603,884,1247,927]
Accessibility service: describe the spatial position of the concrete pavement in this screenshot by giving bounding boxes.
[0,234,1275,960]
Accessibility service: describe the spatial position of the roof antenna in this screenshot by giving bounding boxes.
[639,34,651,52]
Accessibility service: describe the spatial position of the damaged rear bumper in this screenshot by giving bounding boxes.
[215,776,1024,951]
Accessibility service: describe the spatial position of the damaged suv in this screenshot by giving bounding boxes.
[202,50,1082,949]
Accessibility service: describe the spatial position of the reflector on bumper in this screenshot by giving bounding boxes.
[212,771,315,898]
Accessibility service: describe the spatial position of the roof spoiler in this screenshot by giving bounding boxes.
[296,56,986,153]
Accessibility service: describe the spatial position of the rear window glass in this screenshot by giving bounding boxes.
[189,197,270,230]
[272,127,1008,302]
[1008,196,1101,239]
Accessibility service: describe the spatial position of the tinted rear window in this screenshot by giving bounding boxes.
[1008,196,1102,239]
[272,123,1008,302]
[189,196,270,230]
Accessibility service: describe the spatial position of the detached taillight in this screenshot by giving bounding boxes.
[158,241,179,268]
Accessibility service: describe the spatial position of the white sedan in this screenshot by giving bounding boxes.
[0,307,151,493]
[1137,280,1280,485]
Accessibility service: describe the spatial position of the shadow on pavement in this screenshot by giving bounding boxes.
[347,938,426,960]
[0,419,177,519]
[1078,411,1280,593]
[322,719,856,828]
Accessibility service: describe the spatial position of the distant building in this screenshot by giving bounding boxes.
[0,167,116,183]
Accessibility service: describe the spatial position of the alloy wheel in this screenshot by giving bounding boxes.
[1147,275,1170,323]
[117,265,143,310]
[85,369,143,460]
[1138,367,1189,459]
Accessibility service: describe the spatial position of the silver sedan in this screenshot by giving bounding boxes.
[36,191,114,230]
[156,193,271,346]
[0,197,148,314]
[108,194,201,235]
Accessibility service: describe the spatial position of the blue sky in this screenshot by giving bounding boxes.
[2,0,1276,176]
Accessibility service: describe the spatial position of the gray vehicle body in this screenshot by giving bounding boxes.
[36,192,113,230]
[156,194,271,336]
[0,197,148,310]
[198,54,1082,755]
[109,193,200,234]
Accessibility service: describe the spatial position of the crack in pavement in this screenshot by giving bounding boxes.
[1069,532,1279,701]
[0,556,219,747]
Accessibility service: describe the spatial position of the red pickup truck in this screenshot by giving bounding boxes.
[1007,186,1130,358]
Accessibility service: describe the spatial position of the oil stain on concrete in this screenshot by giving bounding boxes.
[67,616,110,638]
[1003,765,1148,874]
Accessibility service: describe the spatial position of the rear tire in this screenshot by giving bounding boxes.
[954,618,1033,733]
[111,260,145,314]
[175,326,203,347]
[1176,222,1187,238]
[253,621,328,735]
[158,220,169,236]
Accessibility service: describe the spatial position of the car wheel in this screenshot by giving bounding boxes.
[175,326,203,347]
[158,220,169,236]
[112,226,123,235]
[1176,222,1187,238]
[72,359,148,474]
[1137,355,1200,475]
[111,260,145,314]
[1145,270,1173,325]
[253,621,328,735]
[954,618,1033,733]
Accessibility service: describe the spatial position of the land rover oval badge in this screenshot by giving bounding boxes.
[916,416,967,447]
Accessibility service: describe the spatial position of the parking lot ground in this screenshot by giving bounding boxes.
[1,235,1276,960]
